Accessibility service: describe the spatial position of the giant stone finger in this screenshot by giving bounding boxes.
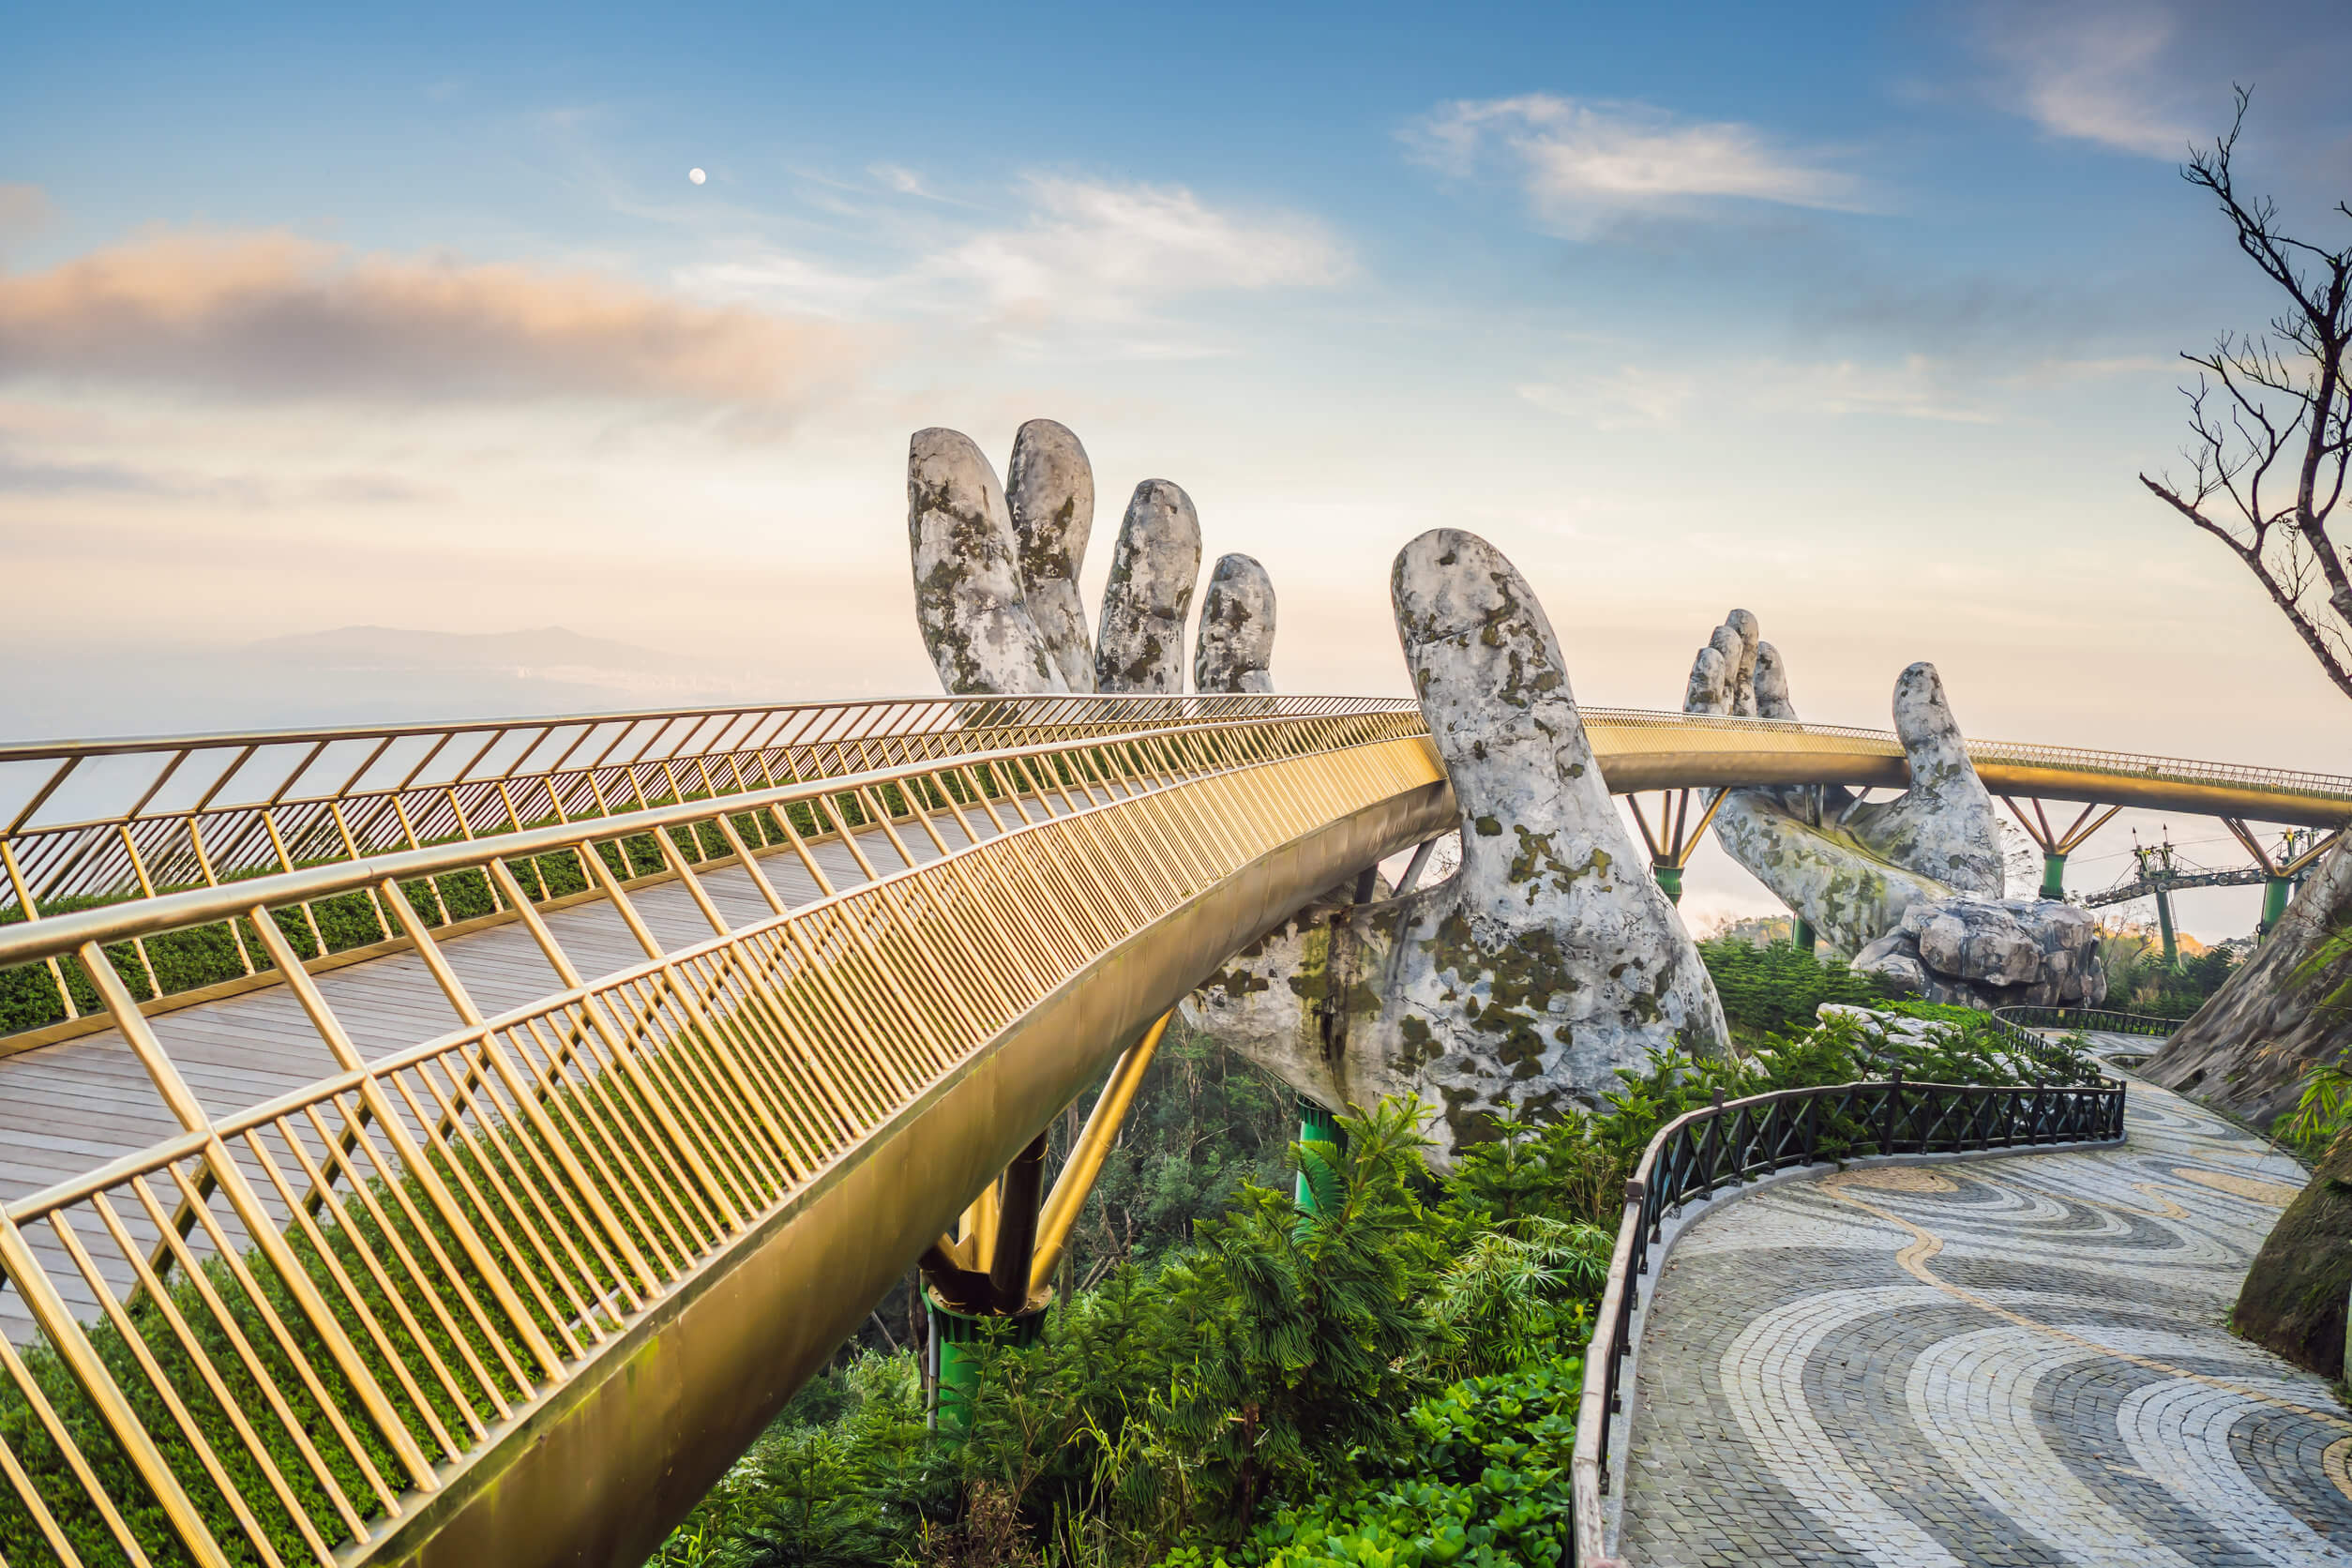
[1194,553,1275,694]
[1094,480,1201,693]
[1191,530,1729,1164]
[909,428,1063,696]
[1006,418,1097,693]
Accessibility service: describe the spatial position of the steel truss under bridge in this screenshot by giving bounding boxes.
[1,695,2349,1568]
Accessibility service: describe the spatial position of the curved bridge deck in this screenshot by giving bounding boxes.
[0,709,1452,1568]
[1618,1078,2345,1566]
[1,695,2341,1568]
[0,800,1027,1331]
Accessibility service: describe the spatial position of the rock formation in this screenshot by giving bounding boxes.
[1684,612,2103,1008]
[1187,532,1729,1163]
[2145,836,2352,1128]
[909,427,1209,700]
[1005,418,1096,692]
[1094,480,1201,694]
[911,440,1731,1162]
[909,428,1064,695]
[1193,553,1275,694]
[1849,897,2103,1010]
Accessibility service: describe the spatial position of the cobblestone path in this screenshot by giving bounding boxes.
[1618,1076,2348,1566]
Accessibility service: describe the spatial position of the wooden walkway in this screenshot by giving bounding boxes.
[0,799,1058,1340]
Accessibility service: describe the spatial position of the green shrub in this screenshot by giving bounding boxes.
[1696,938,1892,1043]
[1159,1354,1584,1568]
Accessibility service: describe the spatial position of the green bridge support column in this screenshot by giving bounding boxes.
[926,1131,1050,1433]
[1294,1096,1345,1214]
[2154,888,2179,967]
[2040,851,2069,902]
[927,1297,1045,1434]
[1652,862,1683,904]
[2262,876,2293,938]
[1792,917,1817,954]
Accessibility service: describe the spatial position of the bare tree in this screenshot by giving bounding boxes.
[2141,86,2352,697]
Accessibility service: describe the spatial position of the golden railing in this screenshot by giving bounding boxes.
[1581,707,2352,820]
[0,704,1443,1568]
[0,695,1416,1040]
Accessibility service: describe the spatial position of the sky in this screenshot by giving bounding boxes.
[4,0,2349,937]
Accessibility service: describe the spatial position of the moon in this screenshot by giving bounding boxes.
[688,168,706,185]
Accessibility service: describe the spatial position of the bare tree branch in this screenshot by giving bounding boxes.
[2147,85,2352,699]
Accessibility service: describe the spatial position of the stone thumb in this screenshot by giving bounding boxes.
[1392,529,1638,920]
[1890,661,1976,799]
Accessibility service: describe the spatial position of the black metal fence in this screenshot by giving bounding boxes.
[1991,1005,2186,1038]
[1570,1071,2127,1564]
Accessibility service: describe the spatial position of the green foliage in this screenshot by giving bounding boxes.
[1873,1003,2106,1087]
[655,996,2095,1568]
[1050,1027,1299,1292]
[1161,1355,1585,1568]
[2099,935,2240,1019]
[2281,1057,2352,1155]
[645,1354,953,1568]
[1696,938,1893,1043]
[944,1100,1460,1552]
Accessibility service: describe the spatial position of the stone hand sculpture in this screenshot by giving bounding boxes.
[1683,614,2004,953]
[1683,613,2103,1007]
[1187,532,1729,1164]
[910,420,1271,695]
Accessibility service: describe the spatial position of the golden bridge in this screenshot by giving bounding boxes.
[0,694,2344,1568]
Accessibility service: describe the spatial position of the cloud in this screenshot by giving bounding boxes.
[1958,0,2352,159]
[1405,96,1865,235]
[0,436,454,505]
[0,228,869,408]
[867,163,968,204]
[933,176,1350,317]
[0,448,173,496]
[1965,3,2192,157]
[0,185,52,262]
[1519,354,1998,429]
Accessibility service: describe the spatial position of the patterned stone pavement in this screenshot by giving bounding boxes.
[1617,1070,2349,1566]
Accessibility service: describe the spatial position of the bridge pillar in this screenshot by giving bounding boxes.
[1294,1096,1346,1214]
[2040,850,2069,902]
[927,1295,1046,1433]
[2153,887,2179,967]
[921,1014,1178,1433]
[1792,917,1816,955]
[924,1131,1049,1432]
[1627,789,1722,912]
[2261,875,2293,938]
